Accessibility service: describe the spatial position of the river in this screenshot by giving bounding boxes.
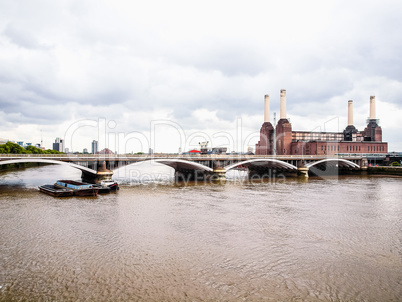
[0,163,401,301]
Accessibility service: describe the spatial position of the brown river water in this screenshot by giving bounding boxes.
[0,163,401,301]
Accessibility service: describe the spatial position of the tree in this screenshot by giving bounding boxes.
[44,149,64,154]
[5,142,26,154]
[25,145,45,154]
[0,142,64,154]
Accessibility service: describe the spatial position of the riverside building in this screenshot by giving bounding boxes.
[255,90,387,156]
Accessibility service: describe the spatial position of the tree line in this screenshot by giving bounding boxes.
[0,142,64,154]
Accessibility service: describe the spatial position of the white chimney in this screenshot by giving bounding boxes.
[348,100,353,126]
[280,89,286,119]
[264,94,270,122]
[370,96,376,119]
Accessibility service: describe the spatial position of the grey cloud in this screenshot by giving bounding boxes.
[4,23,41,49]
[167,41,273,77]
[0,0,401,150]
[2,105,67,125]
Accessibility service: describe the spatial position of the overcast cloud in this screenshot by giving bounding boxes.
[0,0,401,153]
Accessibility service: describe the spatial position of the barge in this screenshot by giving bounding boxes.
[54,180,99,197]
[39,184,74,197]
[39,180,118,197]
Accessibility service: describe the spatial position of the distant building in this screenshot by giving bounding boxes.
[211,147,227,154]
[52,137,64,153]
[149,148,153,155]
[0,138,8,144]
[98,148,114,155]
[256,90,387,156]
[83,148,88,154]
[35,143,45,150]
[17,141,24,146]
[92,140,98,154]
[65,148,69,153]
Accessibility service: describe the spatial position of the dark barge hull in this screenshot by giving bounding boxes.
[95,186,111,194]
[39,185,74,197]
[53,184,99,196]
[72,188,99,196]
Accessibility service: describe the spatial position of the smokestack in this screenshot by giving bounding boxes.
[280,89,286,119]
[264,95,270,122]
[370,95,376,119]
[348,100,353,126]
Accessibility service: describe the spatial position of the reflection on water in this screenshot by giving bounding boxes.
[0,164,401,301]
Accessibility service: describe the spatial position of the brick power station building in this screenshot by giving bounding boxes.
[255,90,387,156]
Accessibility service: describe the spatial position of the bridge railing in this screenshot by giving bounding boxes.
[0,153,70,157]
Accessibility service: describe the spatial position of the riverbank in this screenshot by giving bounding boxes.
[366,166,402,176]
[0,162,50,172]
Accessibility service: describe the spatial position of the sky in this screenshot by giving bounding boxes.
[0,0,402,153]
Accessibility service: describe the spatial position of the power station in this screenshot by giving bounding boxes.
[255,90,388,156]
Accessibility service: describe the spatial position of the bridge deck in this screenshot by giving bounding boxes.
[0,154,364,180]
[0,154,364,161]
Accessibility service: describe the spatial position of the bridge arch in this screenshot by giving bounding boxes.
[305,158,360,169]
[0,159,97,175]
[224,159,298,171]
[150,159,214,172]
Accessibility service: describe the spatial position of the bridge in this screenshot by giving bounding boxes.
[0,154,365,182]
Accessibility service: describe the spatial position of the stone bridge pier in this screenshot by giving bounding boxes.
[296,161,309,178]
[81,161,113,183]
[174,163,227,182]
